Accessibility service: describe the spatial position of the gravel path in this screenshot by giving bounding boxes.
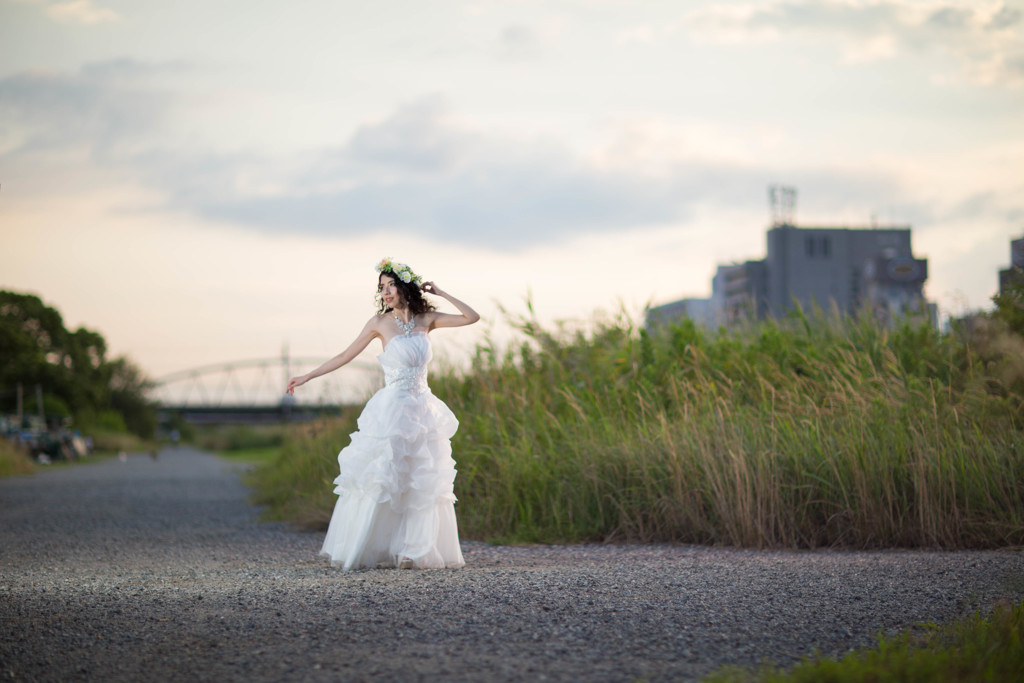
[1,447,1021,682]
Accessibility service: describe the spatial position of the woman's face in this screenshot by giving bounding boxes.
[379,274,401,309]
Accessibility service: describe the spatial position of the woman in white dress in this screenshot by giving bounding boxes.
[286,258,480,570]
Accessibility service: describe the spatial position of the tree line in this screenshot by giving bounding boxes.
[0,290,155,437]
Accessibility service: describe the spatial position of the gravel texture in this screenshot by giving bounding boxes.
[1,447,1021,682]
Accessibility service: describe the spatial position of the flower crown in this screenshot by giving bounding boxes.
[375,257,423,286]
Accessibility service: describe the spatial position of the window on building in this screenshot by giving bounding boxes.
[805,235,831,258]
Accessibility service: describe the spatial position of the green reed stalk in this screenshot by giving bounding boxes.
[430,309,1024,548]
[251,308,1024,549]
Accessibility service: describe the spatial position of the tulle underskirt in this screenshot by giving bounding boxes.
[319,384,465,570]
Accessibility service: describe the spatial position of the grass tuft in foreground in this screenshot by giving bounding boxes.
[704,599,1024,682]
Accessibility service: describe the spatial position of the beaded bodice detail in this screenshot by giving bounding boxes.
[379,332,430,394]
[384,365,428,392]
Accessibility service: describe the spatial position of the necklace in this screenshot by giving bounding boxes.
[393,311,415,335]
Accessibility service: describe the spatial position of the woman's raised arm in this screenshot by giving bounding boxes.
[286,317,380,395]
[421,282,480,329]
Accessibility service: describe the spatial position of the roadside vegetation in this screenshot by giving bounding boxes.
[252,289,1024,550]
[437,305,1023,548]
[1,290,158,471]
[249,416,358,527]
[0,291,156,438]
[0,437,35,477]
[704,599,1024,682]
[200,424,286,465]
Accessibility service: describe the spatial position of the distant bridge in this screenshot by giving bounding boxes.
[149,351,380,424]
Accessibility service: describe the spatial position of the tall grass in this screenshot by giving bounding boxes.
[195,424,284,452]
[252,307,1024,549]
[249,414,359,528]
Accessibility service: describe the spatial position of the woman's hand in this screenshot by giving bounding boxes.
[421,282,480,329]
[286,375,308,395]
[421,281,445,297]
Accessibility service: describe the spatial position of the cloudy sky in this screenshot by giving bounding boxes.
[2,0,1022,398]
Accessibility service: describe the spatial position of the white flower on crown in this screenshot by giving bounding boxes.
[375,257,423,285]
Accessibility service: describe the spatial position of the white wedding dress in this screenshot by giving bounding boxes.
[320,331,465,570]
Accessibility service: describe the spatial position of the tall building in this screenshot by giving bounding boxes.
[763,224,928,321]
[998,236,1024,294]
[648,222,933,329]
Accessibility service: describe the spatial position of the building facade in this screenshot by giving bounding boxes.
[764,225,913,315]
[648,223,933,329]
[998,236,1024,294]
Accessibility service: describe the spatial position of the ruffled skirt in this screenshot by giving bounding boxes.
[319,384,465,570]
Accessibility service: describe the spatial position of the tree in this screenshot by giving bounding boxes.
[0,290,155,437]
[992,269,1024,337]
[107,356,156,437]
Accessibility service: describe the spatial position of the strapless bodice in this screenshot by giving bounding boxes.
[378,332,431,393]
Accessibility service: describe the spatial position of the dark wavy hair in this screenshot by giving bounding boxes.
[377,272,436,316]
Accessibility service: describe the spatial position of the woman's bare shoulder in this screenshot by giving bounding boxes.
[356,313,386,338]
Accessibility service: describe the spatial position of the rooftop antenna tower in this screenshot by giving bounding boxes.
[769,185,796,227]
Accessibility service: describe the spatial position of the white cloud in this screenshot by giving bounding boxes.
[497,24,543,59]
[174,96,911,247]
[841,32,899,63]
[46,0,119,25]
[0,62,946,249]
[616,26,657,45]
[2,57,1019,267]
[0,59,176,155]
[680,0,1024,87]
[344,95,475,175]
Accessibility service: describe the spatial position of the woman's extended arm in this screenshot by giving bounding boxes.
[286,317,380,395]
[422,282,481,329]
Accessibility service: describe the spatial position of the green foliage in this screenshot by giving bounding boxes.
[196,424,284,452]
[216,446,282,465]
[107,357,157,437]
[24,393,73,419]
[161,411,196,443]
[251,308,1024,549]
[83,410,129,434]
[0,290,156,437]
[705,600,1024,682]
[992,269,1024,336]
[248,415,359,528]
[425,308,1021,547]
[87,429,152,455]
[949,277,1024,402]
[0,438,35,477]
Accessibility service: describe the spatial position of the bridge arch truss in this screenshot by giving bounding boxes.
[149,355,380,409]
